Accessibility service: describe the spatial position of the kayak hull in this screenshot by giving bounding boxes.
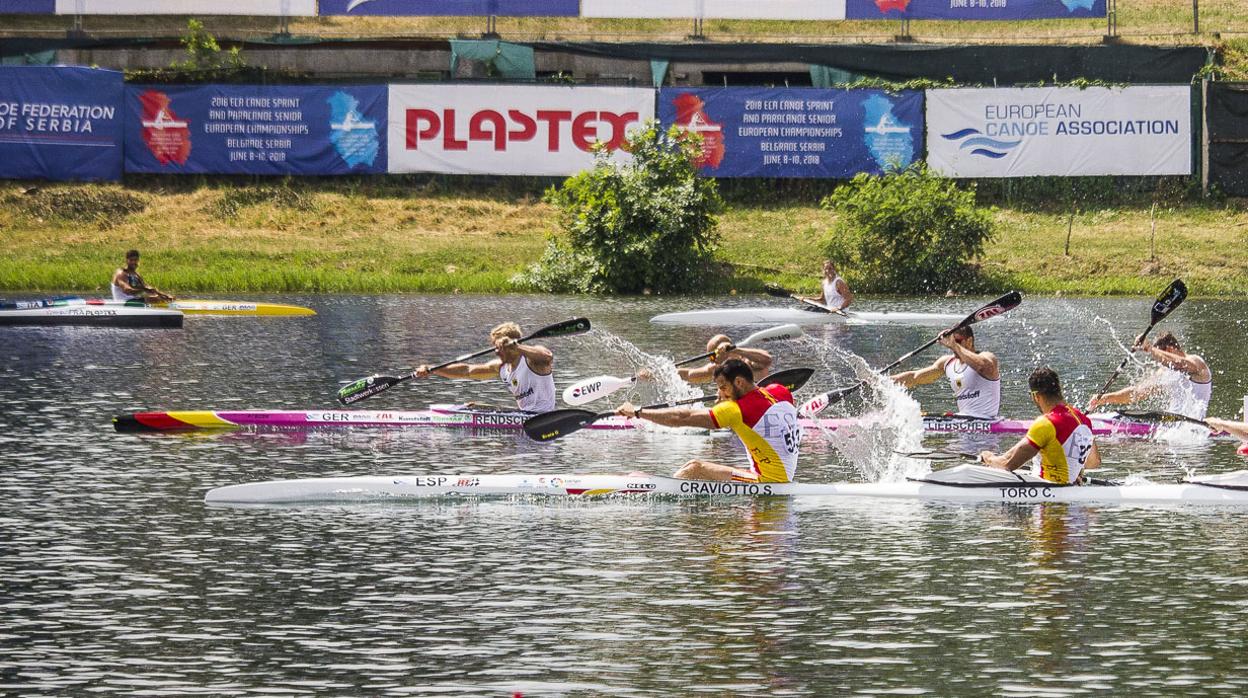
[0,305,183,328]
[0,296,313,317]
[204,470,1248,506]
[650,306,962,325]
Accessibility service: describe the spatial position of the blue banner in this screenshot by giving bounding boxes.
[658,88,923,179]
[319,0,577,15]
[123,84,387,175]
[846,0,1105,19]
[0,66,123,181]
[0,0,54,13]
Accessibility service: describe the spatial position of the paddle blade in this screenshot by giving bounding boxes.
[523,408,600,442]
[961,290,1023,328]
[896,450,979,462]
[336,374,406,405]
[758,367,815,393]
[763,283,796,299]
[798,384,859,416]
[740,323,803,347]
[1149,279,1187,325]
[562,375,634,406]
[529,317,592,340]
[1116,409,1205,426]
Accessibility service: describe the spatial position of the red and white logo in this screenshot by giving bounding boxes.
[875,0,910,12]
[671,93,725,169]
[137,90,191,166]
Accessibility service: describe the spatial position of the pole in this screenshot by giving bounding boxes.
[1193,0,1200,34]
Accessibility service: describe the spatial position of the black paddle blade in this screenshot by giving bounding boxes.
[965,290,1023,326]
[896,450,979,462]
[1150,279,1187,325]
[1116,409,1205,426]
[336,374,405,405]
[531,317,591,339]
[523,408,601,442]
[758,367,815,392]
[763,283,796,299]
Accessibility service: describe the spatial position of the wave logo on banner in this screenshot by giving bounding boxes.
[1061,0,1095,10]
[939,127,1021,160]
[861,94,915,170]
[671,93,725,168]
[137,89,191,166]
[328,91,379,168]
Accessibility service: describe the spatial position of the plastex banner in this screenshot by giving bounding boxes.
[52,0,315,14]
[845,0,1103,19]
[388,84,653,176]
[124,84,387,175]
[926,86,1191,178]
[0,0,54,13]
[0,66,123,181]
[581,0,846,19]
[320,0,577,15]
[658,87,923,178]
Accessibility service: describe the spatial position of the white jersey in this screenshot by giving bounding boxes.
[499,355,556,413]
[822,276,847,309]
[111,270,143,301]
[945,357,1000,419]
[1168,373,1212,420]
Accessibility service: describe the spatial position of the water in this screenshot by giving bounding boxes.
[2,293,1248,695]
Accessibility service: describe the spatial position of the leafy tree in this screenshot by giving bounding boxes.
[821,163,994,293]
[173,19,246,72]
[516,121,723,294]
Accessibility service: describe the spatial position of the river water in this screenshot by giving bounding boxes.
[2,293,1247,696]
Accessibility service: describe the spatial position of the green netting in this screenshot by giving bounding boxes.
[449,39,535,80]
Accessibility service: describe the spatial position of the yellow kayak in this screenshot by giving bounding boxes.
[156,299,316,316]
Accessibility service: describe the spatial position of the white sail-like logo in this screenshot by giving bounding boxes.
[346,0,377,11]
[331,110,376,132]
[140,108,188,130]
[863,113,910,135]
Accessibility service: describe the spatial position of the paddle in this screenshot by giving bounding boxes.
[561,323,804,406]
[336,317,591,405]
[526,366,815,442]
[1115,408,1209,428]
[799,290,1024,416]
[764,283,849,317]
[1088,278,1187,408]
[896,449,980,462]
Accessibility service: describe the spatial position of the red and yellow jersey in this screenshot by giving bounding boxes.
[1026,403,1095,484]
[709,384,801,483]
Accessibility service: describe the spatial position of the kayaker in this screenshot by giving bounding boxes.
[980,366,1101,484]
[413,322,556,413]
[803,259,853,311]
[1088,332,1212,419]
[111,249,174,303]
[615,359,801,483]
[890,326,1001,418]
[1204,418,1248,456]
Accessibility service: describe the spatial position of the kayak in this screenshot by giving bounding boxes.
[0,296,313,317]
[0,303,183,328]
[203,465,1248,505]
[114,404,1159,439]
[650,306,963,326]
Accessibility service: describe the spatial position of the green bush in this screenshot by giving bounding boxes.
[821,164,994,293]
[515,121,724,294]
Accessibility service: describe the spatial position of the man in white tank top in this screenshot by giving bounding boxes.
[1089,331,1212,419]
[890,326,1001,418]
[413,321,557,413]
[803,259,853,311]
[110,249,174,303]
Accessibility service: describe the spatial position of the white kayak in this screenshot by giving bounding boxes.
[204,465,1248,506]
[0,303,183,328]
[0,296,314,317]
[650,306,963,326]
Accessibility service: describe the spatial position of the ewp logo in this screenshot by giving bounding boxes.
[940,127,1021,160]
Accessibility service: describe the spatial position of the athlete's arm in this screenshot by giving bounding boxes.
[892,357,949,388]
[725,347,773,377]
[1206,418,1248,440]
[678,363,715,384]
[1147,347,1209,381]
[980,437,1040,472]
[112,269,144,295]
[949,344,999,380]
[418,359,501,380]
[615,403,715,429]
[1088,383,1155,409]
[515,342,554,374]
[834,278,854,310]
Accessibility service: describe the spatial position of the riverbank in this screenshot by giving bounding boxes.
[1,179,1245,296]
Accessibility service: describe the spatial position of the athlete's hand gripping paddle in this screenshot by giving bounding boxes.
[1088,279,1187,409]
[336,317,591,405]
[527,367,815,442]
[764,283,849,317]
[561,324,803,406]
[799,291,1023,417]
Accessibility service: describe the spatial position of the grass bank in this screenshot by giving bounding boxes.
[1,178,1245,297]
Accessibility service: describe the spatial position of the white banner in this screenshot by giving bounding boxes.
[581,0,846,19]
[54,0,315,14]
[926,86,1191,178]
[387,85,655,176]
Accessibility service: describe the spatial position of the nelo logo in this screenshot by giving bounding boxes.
[973,306,1005,322]
[404,108,639,153]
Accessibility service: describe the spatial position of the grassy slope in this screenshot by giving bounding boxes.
[2,180,1245,296]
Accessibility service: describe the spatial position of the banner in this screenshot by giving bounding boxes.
[388,85,653,176]
[320,0,577,15]
[926,86,1191,178]
[581,0,846,19]
[53,0,315,14]
[1,0,54,13]
[845,0,1104,19]
[658,88,922,178]
[0,66,123,181]
[124,84,387,175]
